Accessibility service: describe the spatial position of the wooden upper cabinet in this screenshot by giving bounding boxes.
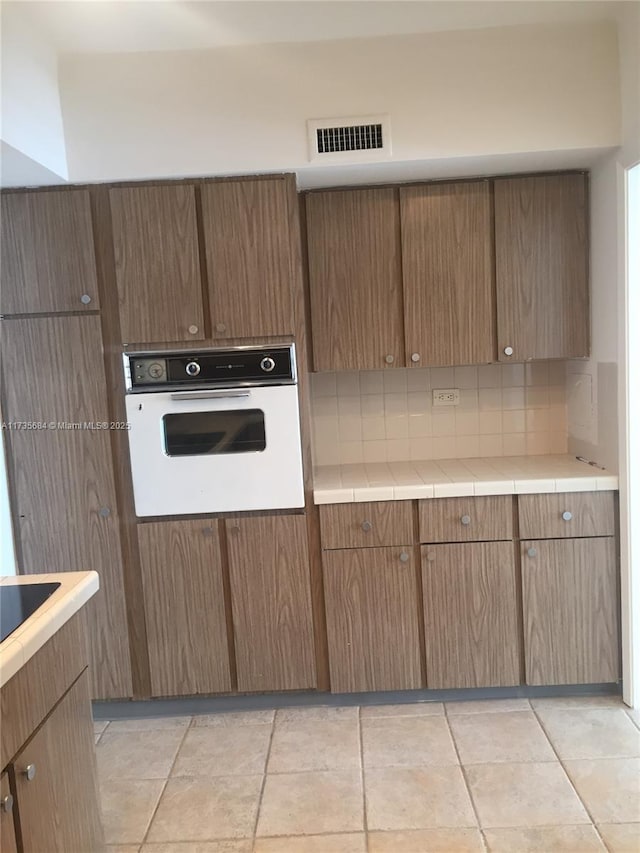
[1,316,132,700]
[1,190,99,314]
[400,182,495,367]
[201,177,296,339]
[109,184,205,344]
[138,520,232,697]
[306,187,404,370]
[495,173,589,361]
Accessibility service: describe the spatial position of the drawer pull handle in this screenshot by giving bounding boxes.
[361,521,372,532]
[562,511,573,522]
[399,552,409,563]
[426,551,436,562]
[1,794,13,813]
[460,515,471,526]
[527,547,537,558]
[385,354,395,364]
[24,764,36,782]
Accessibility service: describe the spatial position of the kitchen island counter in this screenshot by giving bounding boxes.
[313,454,618,504]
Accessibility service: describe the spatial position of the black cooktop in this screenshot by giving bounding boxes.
[0,582,61,643]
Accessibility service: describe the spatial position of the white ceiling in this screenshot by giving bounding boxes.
[5,0,627,55]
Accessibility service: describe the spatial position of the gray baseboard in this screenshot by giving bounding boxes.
[92,682,622,721]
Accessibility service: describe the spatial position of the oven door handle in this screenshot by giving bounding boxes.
[170,389,252,401]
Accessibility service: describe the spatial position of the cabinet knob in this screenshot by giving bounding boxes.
[527,547,537,558]
[80,294,92,305]
[385,354,395,364]
[361,520,372,532]
[460,514,471,526]
[562,511,573,522]
[503,346,514,357]
[188,325,199,335]
[99,506,111,518]
[24,764,36,782]
[426,551,436,562]
[399,552,410,563]
[215,323,226,333]
[1,794,13,813]
[411,353,421,363]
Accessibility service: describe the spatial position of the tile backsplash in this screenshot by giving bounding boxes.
[310,362,568,466]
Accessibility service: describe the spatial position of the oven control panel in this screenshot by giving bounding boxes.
[124,344,297,392]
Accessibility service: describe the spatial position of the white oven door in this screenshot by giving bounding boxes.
[125,385,305,516]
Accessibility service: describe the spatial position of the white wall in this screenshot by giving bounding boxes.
[0,3,67,179]
[58,20,620,183]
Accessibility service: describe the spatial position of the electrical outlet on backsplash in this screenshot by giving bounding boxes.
[310,362,569,466]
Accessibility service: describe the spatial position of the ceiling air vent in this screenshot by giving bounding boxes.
[307,115,391,163]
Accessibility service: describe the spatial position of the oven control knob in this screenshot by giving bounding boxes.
[185,361,201,377]
[260,357,276,373]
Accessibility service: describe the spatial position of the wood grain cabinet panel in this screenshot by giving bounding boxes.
[1,189,99,315]
[138,520,232,697]
[400,181,494,367]
[319,500,413,550]
[225,514,316,692]
[518,491,616,540]
[323,546,422,692]
[419,496,513,543]
[422,542,520,689]
[109,184,205,344]
[522,537,619,685]
[201,178,296,339]
[1,317,132,700]
[0,774,17,853]
[12,671,104,853]
[495,173,589,361]
[306,187,405,370]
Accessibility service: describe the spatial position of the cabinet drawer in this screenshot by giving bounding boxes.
[518,492,616,540]
[419,496,513,543]
[319,501,413,550]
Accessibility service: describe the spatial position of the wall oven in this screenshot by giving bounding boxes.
[123,344,305,517]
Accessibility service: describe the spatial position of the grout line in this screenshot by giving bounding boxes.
[443,703,488,851]
[530,707,607,848]
[358,705,370,853]
[252,708,277,844]
[138,719,192,846]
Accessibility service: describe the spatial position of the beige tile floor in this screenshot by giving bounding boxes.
[94,695,640,853]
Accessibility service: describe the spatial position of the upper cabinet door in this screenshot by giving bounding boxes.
[495,173,589,361]
[201,178,296,339]
[110,184,205,344]
[400,182,494,367]
[306,188,404,371]
[1,190,99,315]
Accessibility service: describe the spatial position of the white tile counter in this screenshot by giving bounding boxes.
[0,571,99,688]
[313,454,618,504]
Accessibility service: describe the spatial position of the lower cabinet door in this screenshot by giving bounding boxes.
[226,514,317,692]
[12,670,104,853]
[323,546,422,693]
[1,773,17,853]
[138,520,232,697]
[422,542,520,689]
[522,537,619,685]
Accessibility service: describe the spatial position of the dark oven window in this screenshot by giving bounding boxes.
[163,410,266,456]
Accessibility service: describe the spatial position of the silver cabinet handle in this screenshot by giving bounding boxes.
[503,346,514,356]
[527,547,537,558]
[24,764,36,782]
[188,325,199,335]
[170,390,250,401]
[399,552,410,563]
[411,353,421,363]
[460,515,471,526]
[99,506,111,518]
[1,794,13,813]
[385,354,394,364]
[361,521,372,532]
[80,294,92,305]
[562,511,573,521]
[215,323,226,333]
[426,551,436,562]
